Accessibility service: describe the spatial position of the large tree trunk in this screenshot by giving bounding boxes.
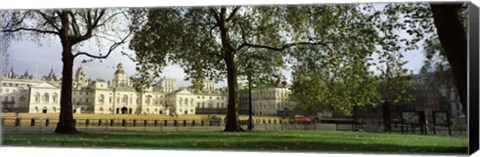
[430,4,467,117]
[224,51,243,131]
[217,8,243,132]
[54,41,78,134]
[55,12,78,134]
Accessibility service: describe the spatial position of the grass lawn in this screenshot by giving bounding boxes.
[1,130,467,154]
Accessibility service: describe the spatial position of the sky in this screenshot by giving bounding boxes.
[0,3,427,89]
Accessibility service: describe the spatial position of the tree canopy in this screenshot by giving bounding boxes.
[1,9,132,134]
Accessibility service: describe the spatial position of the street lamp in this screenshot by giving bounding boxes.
[247,74,254,130]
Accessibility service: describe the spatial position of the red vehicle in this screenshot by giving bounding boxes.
[289,115,311,124]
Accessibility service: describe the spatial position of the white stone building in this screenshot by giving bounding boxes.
[1,63,231,115]
[239,87,294,116]
[253,87,293,116]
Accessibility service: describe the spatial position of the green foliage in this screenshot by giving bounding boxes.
[289,4,384,115]
[130,5,388,129]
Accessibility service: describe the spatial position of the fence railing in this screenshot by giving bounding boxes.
[0,117,468,136]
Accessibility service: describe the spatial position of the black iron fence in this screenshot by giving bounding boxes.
[1,117,339,133]
[0,117,467,136]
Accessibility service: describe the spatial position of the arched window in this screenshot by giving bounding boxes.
[34,93,40,103]
[98,94,105,104]
[179,98,182,105]
[190,98,194,106]
[122,95,128,105]
[53,107,57,113]
[43,93,49,103]
[184,99,188,106]
[52,93,58,103]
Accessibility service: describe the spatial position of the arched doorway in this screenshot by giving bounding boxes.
[184,111,188,115]
[116,108,120,114]
[128,108,132,114]
[121,107,128,114]
[73,109,77,113]
[42,106,47,113]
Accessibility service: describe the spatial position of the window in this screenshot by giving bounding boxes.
[43,93,49,103]
[99,94,105,104]
[53,93,58,103]
[6,89,9,93]
[19,96,26,102]
[11,97,15,101]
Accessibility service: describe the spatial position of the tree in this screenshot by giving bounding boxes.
[130,6,349,131]
[376,2,468,115]
[289,4,416,116]
[1,9,132,134]
[429,3,467,116]
[237,50,287,130]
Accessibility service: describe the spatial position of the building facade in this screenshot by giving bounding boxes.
[239,87,294,116]
[1,63,232,115]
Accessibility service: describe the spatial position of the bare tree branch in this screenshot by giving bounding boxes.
[226,6,240,22]
[70,9,106,44]
[2,27,59,35]
[236,41,328,51]
[209,24,219,37]
[96,11,123,28]
[68,11,81,37]
[73,30,132,59]
[36,11,61,32]
[210,8,220,23]
[238,21,248,45]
